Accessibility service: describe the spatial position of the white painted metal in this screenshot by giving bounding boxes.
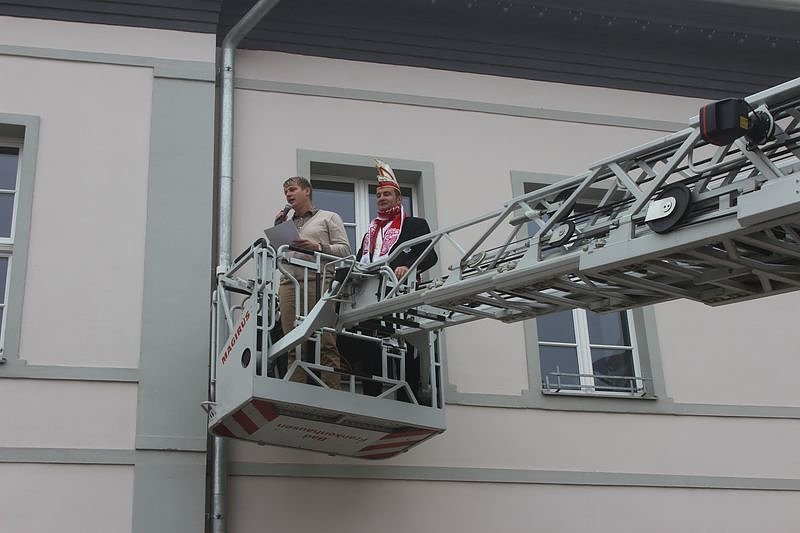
[209,241,446,458]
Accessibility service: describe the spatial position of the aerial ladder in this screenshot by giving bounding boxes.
[207,76,800,459]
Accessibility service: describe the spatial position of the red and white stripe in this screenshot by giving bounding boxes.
[355,429,436,460]
[210,399,278,439]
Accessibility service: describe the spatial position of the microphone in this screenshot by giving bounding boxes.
[274,204,292,225]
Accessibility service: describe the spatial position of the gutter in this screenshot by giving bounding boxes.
[212,2,281,533]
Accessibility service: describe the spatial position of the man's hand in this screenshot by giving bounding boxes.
[293,239,320,252]
[394,265,410,279]
[274,208,290,224]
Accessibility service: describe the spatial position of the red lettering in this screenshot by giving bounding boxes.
[219,310,252,365]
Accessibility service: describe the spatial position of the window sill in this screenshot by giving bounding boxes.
[541,389,656,400]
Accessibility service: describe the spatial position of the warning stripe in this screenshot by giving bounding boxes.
[251,399,279,422]
[379,429,434,441]
[212,400,281,439]
[359,451,402,460]
[355,428,436,458]
[211,423,236,438]
[359,439,424,453]
[232,409,259,434]
[700,106,709,139]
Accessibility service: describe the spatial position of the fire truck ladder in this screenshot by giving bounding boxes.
[333,76,800,335]
[210,76,800,459]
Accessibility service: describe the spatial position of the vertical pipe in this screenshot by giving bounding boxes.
[218,0,282,273]
[212,2,281,533]
[210,435,228,533]
[209,290,227,533]
[217,44,235,274]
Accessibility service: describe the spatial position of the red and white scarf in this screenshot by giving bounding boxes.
[360,204,406,264]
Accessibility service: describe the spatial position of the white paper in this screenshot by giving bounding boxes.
[263,221,300,247]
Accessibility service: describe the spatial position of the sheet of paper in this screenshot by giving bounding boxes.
[263,221,300,247]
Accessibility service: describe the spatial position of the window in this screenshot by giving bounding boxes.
[0,116,38,364]
[310,164,417,251]
[0,142,20,354]
[537,309,644,395]
[513,173,652,398]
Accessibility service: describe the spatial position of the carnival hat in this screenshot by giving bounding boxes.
[375,159,400,191]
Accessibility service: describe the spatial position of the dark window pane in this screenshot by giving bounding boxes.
[535,310,575,343]
[0,193,14,238]
[0,257,7,301]
[591,348,636,392]
[312,180,355,223]
[587,311,630,346]
[0,149,19,191]
[345,226,357,252]
[539,345,580,390]
[368,185,413,219]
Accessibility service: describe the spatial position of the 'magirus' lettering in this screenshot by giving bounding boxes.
[220,310,251,365]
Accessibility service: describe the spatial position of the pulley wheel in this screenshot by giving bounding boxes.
[548,220,576,246]
[647,183,691,234]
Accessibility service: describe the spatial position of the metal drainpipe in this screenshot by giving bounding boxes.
[212,2,281,533]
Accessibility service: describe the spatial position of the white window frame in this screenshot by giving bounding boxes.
[0,137,22,246]
[539,308,646,397]
[0,137,23,356]
[312,172,419,243]
[512,172,655,399]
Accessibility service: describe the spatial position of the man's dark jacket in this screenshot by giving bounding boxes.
[355,216,438,273]
[346,216,438,400]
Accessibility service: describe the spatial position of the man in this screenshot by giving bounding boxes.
[274,176,350,388]
[349,160,438,398]
[355,159,437,277]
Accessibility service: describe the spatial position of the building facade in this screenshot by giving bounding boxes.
[1,1,799,532]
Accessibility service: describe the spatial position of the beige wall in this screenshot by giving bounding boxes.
[0,380,136,448]
[231,50,800,404]
[655,292,800,406]
[1,54,151,368]
[0,15,213,368]
[228,477,800,533]
[2,14,797,531]
[235,50,702,122]
[0,17,215,533]
[0,464,134,533]
[231,404,800,478]
[227,50,800,532]
[0,15,213,61]
[0,19,213,360]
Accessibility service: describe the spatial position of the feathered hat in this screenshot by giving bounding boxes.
[375,159,400,192]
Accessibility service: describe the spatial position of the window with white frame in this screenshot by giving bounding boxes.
[537,308,644,395]
[310,162,417,252]
[520,180,649,396]
[0,141,21,353]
